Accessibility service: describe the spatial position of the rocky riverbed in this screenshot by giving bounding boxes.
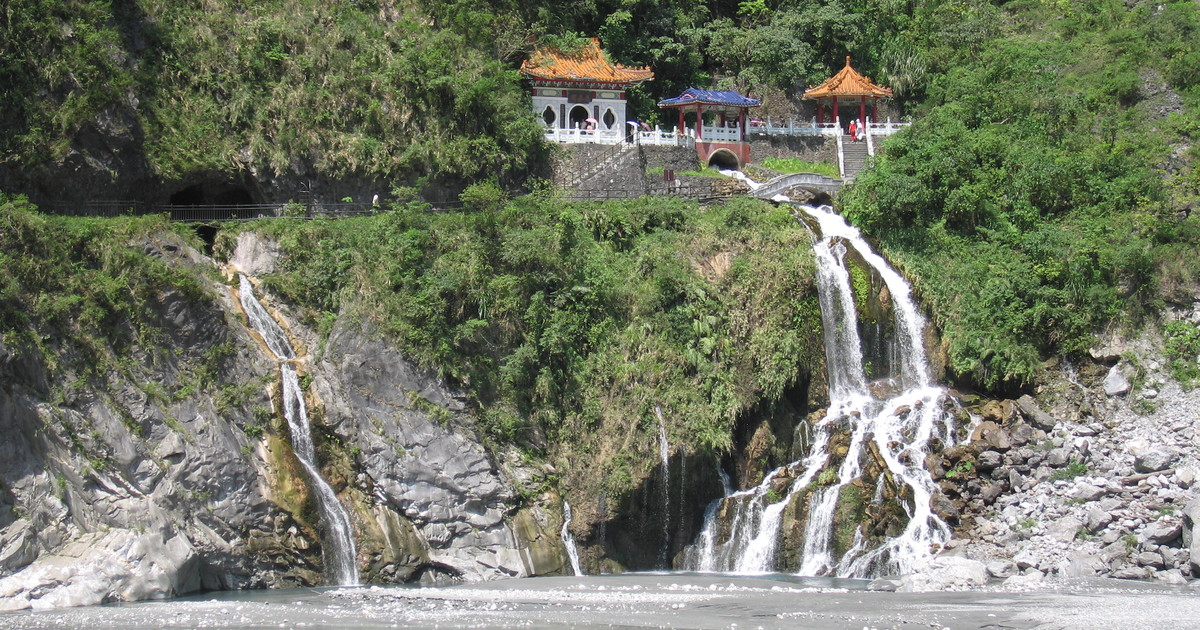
[919,322,1200,591]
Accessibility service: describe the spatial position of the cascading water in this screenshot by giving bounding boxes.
[654,406,671,567]
[237,274,360,586]
[685,204,956,578]
[561,500,584,576]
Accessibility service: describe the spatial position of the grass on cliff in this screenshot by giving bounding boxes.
[223,194,824,466]
[0,194,208,380]
[1,0,546,187]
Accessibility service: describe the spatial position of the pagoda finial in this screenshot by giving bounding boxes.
[845,55,852,67]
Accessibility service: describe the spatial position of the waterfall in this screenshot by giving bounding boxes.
[237,275,360,586]
[685,204,953,578]
[654,406,671,567]
[561,500,584,576]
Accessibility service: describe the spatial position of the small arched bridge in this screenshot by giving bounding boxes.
[749,172,843,201]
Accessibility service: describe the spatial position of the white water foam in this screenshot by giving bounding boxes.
[685,204,954,578]
[238,275,360,586]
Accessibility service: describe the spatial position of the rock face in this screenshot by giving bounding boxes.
[0,233,554,610]
[309,319,545,581]
[937,332,1200,587]
[0,237,319,610]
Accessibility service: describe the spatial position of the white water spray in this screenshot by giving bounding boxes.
[686,204,955,578]
[238,275,360,586]
[561,500,584,576]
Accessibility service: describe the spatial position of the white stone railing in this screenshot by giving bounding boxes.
[639,129,695,147]
[746,117,911,138]
[865,119,911,137]
[544,127,626,145]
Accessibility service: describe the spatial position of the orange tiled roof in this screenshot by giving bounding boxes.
[802,57,894,100]
[521,38,653,85]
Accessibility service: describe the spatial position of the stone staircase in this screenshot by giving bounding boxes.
[840,138,870,181]
[561,142,638,188]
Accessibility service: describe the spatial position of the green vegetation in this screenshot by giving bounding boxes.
[1050,458,1089,481]
[1,0,546,188]
[0,194,206,381]
[760,157,839,179]
[224,194,824,457]
[1164,321,1200,388]
[842,0,1200,389]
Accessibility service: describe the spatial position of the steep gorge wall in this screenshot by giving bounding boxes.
[0,230,568,610]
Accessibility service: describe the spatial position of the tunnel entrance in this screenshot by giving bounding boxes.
[706,149,741,170]
[168,182,255,206]
[168,180,258,221]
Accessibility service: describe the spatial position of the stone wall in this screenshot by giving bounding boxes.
[748,136,836,166]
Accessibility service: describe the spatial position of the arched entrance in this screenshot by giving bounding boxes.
[706,149,741,170]
[569,105,590,129]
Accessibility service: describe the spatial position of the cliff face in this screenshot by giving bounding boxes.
[0,230,563,610]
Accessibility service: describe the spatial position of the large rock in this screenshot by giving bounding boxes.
[313,319,525,581]
[1058,550,1105,577]
[0,530,197,611]
[1103,362,1133,397]
[227,232,280,276]
[897,556,989,592]
[1049,516,1084,543]
[1184,495,1200,575]
[1142,519,1183,546]
[1134,449,1178,474]
[1014,395,1056,431]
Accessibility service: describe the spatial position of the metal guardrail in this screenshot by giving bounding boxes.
[35,180,745,222]
[34,200,465,222]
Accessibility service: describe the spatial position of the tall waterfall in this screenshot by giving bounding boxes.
[655,406,671,567]
[237,275,360,586]
[686,204,956,577]
[561,500,584,576]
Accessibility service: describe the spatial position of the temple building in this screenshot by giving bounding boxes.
[658,88,762,168]
[520,39,653,144]
[802,56,894,130]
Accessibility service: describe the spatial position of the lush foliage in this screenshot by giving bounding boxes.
[841,0,1200,389]
[1164,321,1200,389]
[1,0,547,187]
[0,194,206,377]
[225,195,823,455]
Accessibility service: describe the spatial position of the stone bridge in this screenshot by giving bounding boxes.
[750,172,843,201]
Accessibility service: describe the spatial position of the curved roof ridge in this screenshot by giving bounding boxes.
[520,38,653,84]
[802,56,894,100]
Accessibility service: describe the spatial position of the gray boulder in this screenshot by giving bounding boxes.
[1015,395,1056,431]
[1103,362,1132,397]
[1142,519,1183,546]
[1049,516,1085,543]
[897,556,989,592]
[1058,550,1105,577]
[1184,495,1200,575]
[1134,449,1178,474]
[0,530,197,611]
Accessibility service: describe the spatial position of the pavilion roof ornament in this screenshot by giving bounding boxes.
[657,88,762,109]
[802,56,894,100]
[520,38,653,85]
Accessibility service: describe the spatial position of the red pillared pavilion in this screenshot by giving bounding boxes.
[802,56,893,127]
